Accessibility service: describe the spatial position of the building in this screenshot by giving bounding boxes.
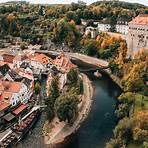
[4,69,23,82]
[97,23,111,32]
[127,14,148,56]
[0,64,11,78]
[30,53,53,73]
[85,26,98,39]
[0,80,33,107]
[13,54,29,68]
[53,52,76,73]
[116,20,129,35]
[0,52,15,64]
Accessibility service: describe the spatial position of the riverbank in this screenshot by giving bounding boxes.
[43,73,93,146]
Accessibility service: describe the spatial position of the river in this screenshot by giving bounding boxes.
[15,61,122,148]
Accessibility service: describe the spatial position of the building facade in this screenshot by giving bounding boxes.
[116,20,129,35]
[85,26,98,39]
[126,14,148,56]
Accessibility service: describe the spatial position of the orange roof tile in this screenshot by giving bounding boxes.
[12,104,27,115]
[53,52,76,73]
[129,14,148,25]
[1,92,12,101]
[32,53,51,65]
[0,101,10,111]
[2,54,15,63]
[0,81,21,93]
[13,54,28,61]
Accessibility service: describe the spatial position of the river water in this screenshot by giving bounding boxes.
[16,61,122,148]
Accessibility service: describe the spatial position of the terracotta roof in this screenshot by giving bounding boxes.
[2,54,15,63]
[0,101,10,111]
[32,53,50,65]
[53,52,76,73]
[12,104,27,115]
[129,14,148,25]
[0,92,12,111]
[13,54,28,61]
[1,92,12,100]
[0,81,21,93]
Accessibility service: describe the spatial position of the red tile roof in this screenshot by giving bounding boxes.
[129,14,148,25]
[53,52,76,73]
[0,92,12,111]
[3,54,15,63]
[0,81,21,93]
[12,104,27,115]
[13,54,28,61]
[32,53,50,65]
[0,101,10,111]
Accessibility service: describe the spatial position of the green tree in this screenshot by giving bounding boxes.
[114,117,132,144]
[67,69,79,87]
[54,90,79,123]
[105,138,123,148]
[85,42,97,56]
[49,76,59,99]
[34,82,41,94]
[45,76,59,121]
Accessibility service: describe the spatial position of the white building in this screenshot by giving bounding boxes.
[126,14,148,56]
[0,80,33,107]
[97,23,111,32]
[116,20,129,35]
[85,26,98,39]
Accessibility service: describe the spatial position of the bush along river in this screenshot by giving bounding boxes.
[16,60,122,148]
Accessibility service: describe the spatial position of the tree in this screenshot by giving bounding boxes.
[48,76,59,99]
[67,69,79,87]
[34,82,40,94]
[85,41,97,56]
[132,111,148,142]
[45,76,59,121]
[114,117,132,144]
[105,138,123,148]
[54,90,79,123]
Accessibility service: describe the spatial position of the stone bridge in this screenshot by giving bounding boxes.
[36,50,110,73]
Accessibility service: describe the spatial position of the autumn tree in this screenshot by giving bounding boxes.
[54,88,79,123]
[45,76,59,121]
[132,111,148,142]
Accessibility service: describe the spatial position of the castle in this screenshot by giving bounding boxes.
[127,14,148,56]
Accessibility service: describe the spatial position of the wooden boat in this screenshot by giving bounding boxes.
[0,108,41,148]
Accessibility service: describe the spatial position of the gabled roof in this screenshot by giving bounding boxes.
[0,81,21,93]
[13,54,28,61]
[0,101,11,111]
[0,64,11,76]
[12,104,27,115]
[3,54,15,63]
[129,14,148,25]
[53,52,76,73]
[3,112,15,122]
[32,53,51,65]
[6,70,23,81]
